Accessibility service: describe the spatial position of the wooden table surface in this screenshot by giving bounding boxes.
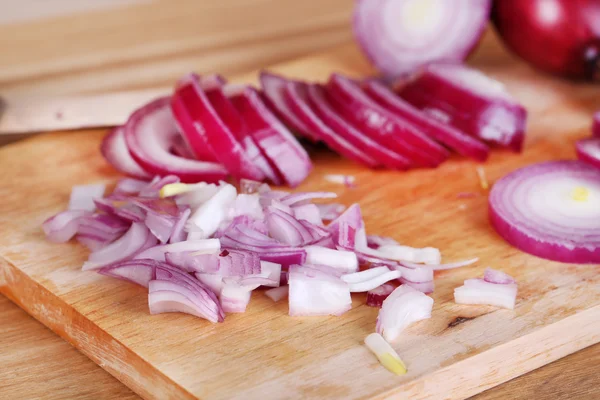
[0,1,598,399]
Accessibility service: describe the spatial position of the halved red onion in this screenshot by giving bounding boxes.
[594,112,600,137]
[288,265,352,316]
[265,285,289,302]
[135,238,220,263]
[454,278,517,309]
[100,126,151,179]
[483,268,515,285]
[306,84,410,169]
[284,80,378,167]
[327,74,449,167]
[353,0,491,78]
[399,63,527,152]
[366,283,395,307]
[489,161,600,263]
[576,137,600,169]
[171,78,266,181]
[226,85,312,187]
[304,246,359,273]
[114,178,149,195]
[341,266,401,292]
[187,183,237,238]
[201,74,246,142]
[68,184,106,212]
[260,72,318,141]
[376,285,433,342]
[98,259,160,287]
[42,210,90,243]
[364,79,490,161]
[82,222,155,270]
[124,97,228,183]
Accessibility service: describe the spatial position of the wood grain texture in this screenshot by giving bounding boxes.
[0,0,353,98]
[0,295,137,400]
[1,31,600,399]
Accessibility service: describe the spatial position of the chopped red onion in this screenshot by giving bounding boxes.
[402,257,478,271]
[366,235,399,249]
[169,208,191,243]
[42,210,90,243]
[239,179,270,195]
[219,282,254,313]
[82,222,155,270]
[139,175,181,198]
[366,284,395,307]
[68,184,106,212]
[265,285,289,302]
[135,238,220,263]
[280,191,337,207]
[195,273,225,295]
[341,266,401,292]
[76,214,129,250]
[98,259,161,287]
[292,203,323,226]
[174,183,219,207]
[304,246,359,273]
[483,268,515,285]
[316,203,346,221]
[454,278,517,309]
[376,244,441,265]
[397,278,434,294]
[165,251,220,273]
[288,265,352,316]
[376,285,433,342]
[145,210,177,244]
[576,137,600,169]
[114,178,149,195]
[100,126,151,179]
[188,183,237,238]
[230,194,264,221]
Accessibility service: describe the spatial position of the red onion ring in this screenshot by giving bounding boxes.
[100,126,151,179]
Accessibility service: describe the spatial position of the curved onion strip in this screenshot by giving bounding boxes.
[364,332,407,376]
[135,238,220,262]
[82,222,155,270]
[68,184,105,212]
[401,257,478,271]
[98,259,160,287]
[489,161,600,263]
[454,278,517,309]
[124,97,228,183]
[576,137,600,169]
[42,210,90,243]
[353,0,491,78]
[347,270,401,293]
[376,285,433,342]
[100,126,151,179]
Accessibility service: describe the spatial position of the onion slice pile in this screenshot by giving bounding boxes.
[352,0,491,78]
[454,268,517,309]
[489,161,600,263]
[576,137,600,169]
[399,63,528,152]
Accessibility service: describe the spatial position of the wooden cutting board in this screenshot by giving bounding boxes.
[1,39,600,400]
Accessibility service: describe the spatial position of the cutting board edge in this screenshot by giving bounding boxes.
[0,255,194,400]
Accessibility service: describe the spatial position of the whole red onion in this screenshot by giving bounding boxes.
[493,0,600,80]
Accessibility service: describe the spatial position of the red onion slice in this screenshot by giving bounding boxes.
[327,74,449,167]
[98,259,160,287]
[304,246,359,273]
[124,97,228,183]
[489,161,600,263]
[169,208,191,243]
[364,79,490,161]
[306,84,410,169]
[399,63,527,152]
[188,183,237,238]
[227,85,312,187]
[341,266,401,292]
[135,238,220,263]
[100,127,152,179]
[576,137,600,169]
[265,285,289,302]
[366,283,395,307]
[219,282,254,313]
[284,81,378,167]
[376,285,433,342]
[316,203,346,221]
[288,265,352,316]
[172,79,266,181]
[454,278,517,309]
[149,279,223,323]
[42,210,90,243]
[82,222,155,270]
[259,72,317,141]
[483,268,515,285]
[353,0,491,78]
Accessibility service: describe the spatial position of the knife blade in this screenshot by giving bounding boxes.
[0,87,171,135]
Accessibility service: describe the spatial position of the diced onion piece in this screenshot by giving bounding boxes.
[366,284,396,307]
[188,183,237,238]
[454,278,517,309]
[376,285,433,342]
[364,79,490,161]
[402,257,478,271]
[98,259,159,287]
[364,332,407,376]
[135,239,220,263]
[100,126,151,179]
[82,222,156,270]
[124,97,228,183]
[169,208,191,244]
[399,63,527,152]
[42,210,89,243]
[366,235,399,249]
[292,203,323,226]
[304,246,359,273]
[576,137,600,169]
[288,265,352,316]
[219,282,254,313]
[280,191,337,206]
[377,244,441,265]
[69,184,106,212]
[265,285,289,302]
[483,267,515,285]
[489,161,600,263]
[342,267,402,292]
[353,0,491,78]
[398,278,434,294]
[114,178,149,195]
